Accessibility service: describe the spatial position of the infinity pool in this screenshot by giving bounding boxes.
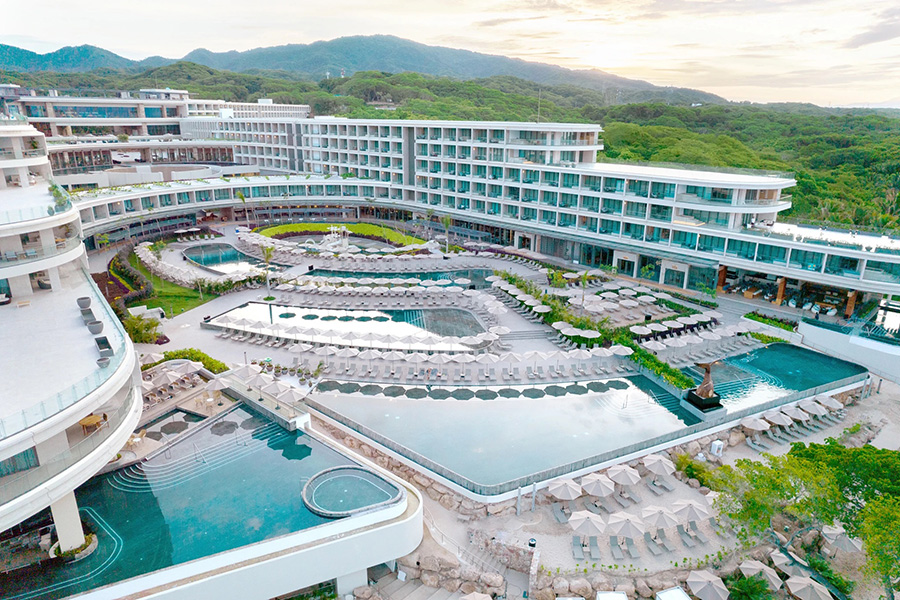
[0,407,402,600]
[311,344,866,495]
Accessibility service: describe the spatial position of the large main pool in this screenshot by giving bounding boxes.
[311,344,866,495]
[183,243,270,275]
[0,407,402,600]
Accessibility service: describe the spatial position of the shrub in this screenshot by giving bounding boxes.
[747,332,783,345]
[725,573,774,600]
[806,553,855,594]
[123,313,160,343]
[108,243,154,319]
[674,453,714,487]
[141,348,229,374]
[745,312,797,331]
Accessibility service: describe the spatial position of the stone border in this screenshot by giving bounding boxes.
[301,465,404,519]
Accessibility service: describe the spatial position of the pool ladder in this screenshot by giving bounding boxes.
[193,442,208,465]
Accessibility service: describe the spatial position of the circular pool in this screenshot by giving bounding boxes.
[301,466,403,518]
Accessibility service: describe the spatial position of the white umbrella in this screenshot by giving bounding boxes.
[606,511,644,539]
[610,345,634,356]
[822,525,863,552]
[681,335,703,345]
[569,510,606,537]
[581,473,615,497]
[620,299,639,308]
[548,478,582,500]
[785,577,832,600]
[277,388,307,404]
[141,352,165,365]
[783,406,811,422]
[673,499,710,522]
[686,571,730,600]
[205,379,230,392]
[816,395,843,410]
[764,410,794,427]
[678,316,698,325]
[703,310,723,319]
[532,305,551,314]
[232,364,262,379]
[619,288,637,296]
[770,550,807,577]
[664,337,687,348]
[642,454,675,476]
[170,360,204,374]
[740,560,783,591]
[262,380,292,396]
[641,506,680,529]
[591,347,614,357]
[289,343,314,354]
[489,326,511,335]
[630,325,652,336]
[799,400,828,417]
[698,331,721,341]
[642,340,667,352]
[460,593,493,600]
[740,417,771,431]
[607,464,641,486]
[141,380,156,393]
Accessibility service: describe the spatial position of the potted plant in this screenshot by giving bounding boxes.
[97,357,111,368]
[77,297,91,309]
[87,320,104,335]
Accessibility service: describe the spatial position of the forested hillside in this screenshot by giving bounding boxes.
[3,64,899,231]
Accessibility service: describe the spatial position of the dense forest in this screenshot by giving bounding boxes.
[4,63,900,232]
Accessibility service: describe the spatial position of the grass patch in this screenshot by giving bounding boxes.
[126,252,216,315]
[745,311,797,331]
[258,222,425,246]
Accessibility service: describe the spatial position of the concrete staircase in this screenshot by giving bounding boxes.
[376,573,463,600]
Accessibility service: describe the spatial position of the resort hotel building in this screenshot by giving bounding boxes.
[0,86,893,599]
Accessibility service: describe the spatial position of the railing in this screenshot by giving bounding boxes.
[0,236,82,266]
[0,271,129,440]
[0,387,137,505]
[802,317,900,347]
[306,370,867,496]
[423,506,508,579]
[595,157,793,179]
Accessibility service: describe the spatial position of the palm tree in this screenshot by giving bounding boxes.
[261,245,274,292]
[440,214,452,252]
[236,190,250,227]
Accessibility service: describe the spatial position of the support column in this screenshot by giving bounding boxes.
[336,570,368,596]
[716,265,728,292]
[50,491,86,552]
[775,277,787,305]
[845,290,858,319]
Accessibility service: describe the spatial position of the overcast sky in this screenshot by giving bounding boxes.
[5,0,899,105]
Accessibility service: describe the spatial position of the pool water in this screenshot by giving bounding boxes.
[304,467,400,517]
[183,243,271,275]
[312,344,866,494]
[0,407,400,600]
[309,268,493,288]
[142,409,205,442]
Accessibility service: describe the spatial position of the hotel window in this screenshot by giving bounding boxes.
[623,222,644,240]
[599,219,621,234]
[756,244,787,265]
[726,239,756,260]
[559,193,578,209]
[824,255,860,276]
[603,177,624,193]
[649,205,672,221]
[682,209,729,227]
[558,213,576,228]
[601,198,622,214]
[578,216,598,232]
[863,260,900,283]
[624,202,647,218]
[698,234,726,253]
[540,210,557,225]
[562,173,579,188]
[789,249,824,272]
[144,107,162,118]
[580,196,600,212]
[650,182,676,199]
[671,231,697,249]
[541,191,558,206]
[522,207,537,221]
[627,179,649,197]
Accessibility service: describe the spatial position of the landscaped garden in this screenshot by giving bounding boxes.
[258,222,425,246]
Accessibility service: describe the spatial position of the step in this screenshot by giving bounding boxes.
[423,589,454,600]
[388,581,424,600]
[404,583,443,600]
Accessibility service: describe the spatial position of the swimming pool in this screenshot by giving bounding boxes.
[310,344,866,495]
[0,407,403,600]
[212,302,484,350]
[309,268,494,288]
[142,409,205,442]
[183,243,273,275]
[303,466,402,518]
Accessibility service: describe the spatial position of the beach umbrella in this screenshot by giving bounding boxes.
[289,343,314,354]
[262,380,293,396]
[764,410,794,427]
[610,345,634,356]
[799,400,829,417]
[543,385,568,397]
[770,550,807,577]
[475,389,499,400]
[497,388,520,399]
[647,322,669,332]
[619,288,637,296]
[822,525,863,552]
[460,593,493,600]
[673,499,710,522]
[606,511,644,539]
[141,380,156,393]
[548,478,582,500]
[141,352,165,365]
[382,385,406,398]
[816,395,843,410]
[521,388,544,399]
[641,506,680,529]
[630,325,652,336]
[620,299,639,308]
[569,510,606,537]
[489,326,511,335]
[663,320,683,329]
[664,337,687,348]
[681,335,703,345]
[154,371,182,386]
[686,571,730,600]
[427,353,452,364]
[581,473,616,497]
[703,310,723,319]
[642,454,675,476]
[739,560,782,591]
[552,321,569,330]
[205,379,230,393]
[740,417,771,431]
[607,464,641,486]
[532,305,551,314]
[783,406,811,422]
[637,295,656,304]
[642,340,667,352]
[602,282,621,290]
[232,363,262,379]
[485,275,503,282]
[591,347,614,357]
[698,331,721,341]
[170,360,204,374]
[785,578,832,600]
[476,353,502,364]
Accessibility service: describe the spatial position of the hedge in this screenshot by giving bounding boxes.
[108,243,154,320]
[141,348,229,374]
[744,311,797,331]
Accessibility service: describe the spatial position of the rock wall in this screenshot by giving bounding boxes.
[468,528,535,573]
[395,530,506,595]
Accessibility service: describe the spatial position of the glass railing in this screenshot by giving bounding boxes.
[0,272,129,440]
[0,387,136,505]
[0,236,82,266]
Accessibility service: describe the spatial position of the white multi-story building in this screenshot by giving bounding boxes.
[0,117,142,555]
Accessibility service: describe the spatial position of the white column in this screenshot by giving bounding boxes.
[336,570,368,596]
[50,491,86,552]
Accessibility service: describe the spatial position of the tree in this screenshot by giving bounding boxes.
[440,214,452,252]
[859,495,900,600]
[236,190,250,227]
[123,313,160,343]
[261,245,275,292]
[727,574,774,600]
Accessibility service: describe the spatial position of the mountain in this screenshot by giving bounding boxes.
[0,44,134,72]
[0,36,723,105]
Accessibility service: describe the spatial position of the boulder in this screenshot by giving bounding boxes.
[615,582,635,597]
[569,577,593,598]
[728,431,746,447]
[534,589,555,600]
[536,572,553,590]
[439,494,461,510]
[460,582,478,595]
[481,572,504,588]
[686,441,702,456]
[354,586,373,599]
[420,556,440,572]
[438,555,460,570]
[420,570,441,588]
[413,474,433,488]
[635,579,653,598]
[442,579,461,592]
[687,478,701,489]
[398,554,419,568]
[590,573,611,591]
[552,577,570,595]
[460,566,480,582]
[403,567,421,580]
[425,486,444,501]
[699,486,710,494]
[431,482,452,495]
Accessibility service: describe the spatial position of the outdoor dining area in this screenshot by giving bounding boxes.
[139,355,217,415]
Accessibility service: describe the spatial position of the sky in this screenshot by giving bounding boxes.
[4,0,900,106]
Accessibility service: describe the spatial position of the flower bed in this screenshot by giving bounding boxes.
[745,311,797,331]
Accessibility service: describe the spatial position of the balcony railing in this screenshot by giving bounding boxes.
[0,272,128,440]
[0,236,82,266]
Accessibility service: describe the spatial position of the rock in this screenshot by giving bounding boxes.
[461,499,479,511]
[728,431,746,447]
[674,471,684,481]
[536,573,553,590]
[635,579,653,598]
[420,556,440,572]
[481,573,504,588]
[398,554,418,568]
[552,577,570,595]
[590,573,611,590]
[569,577,593,598]
[775,532,788,545]
[686,441,701,456]
[431,482,452,495]
[615,582,635,597]
[442,579,461,592]
[674,571,690,584]
[699,486,710,494]
[354,586,373,599]
[687,478,701,489]
[403,567,421,580]
[460,567,480,582]
[420,570,441,588]
[439,494,461,510]
[460,582,478,595]
[438,555,460,570]
[534,589,555,600]
[425,487,444,501]
[801,530,820,548]
[413,474,432,488]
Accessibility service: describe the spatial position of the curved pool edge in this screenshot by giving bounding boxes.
[302,465,405,519]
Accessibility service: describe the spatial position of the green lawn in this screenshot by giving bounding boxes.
[258,222,425,246]
[126,252,216,316]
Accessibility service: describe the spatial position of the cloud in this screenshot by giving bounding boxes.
[844,17,900,48]
[474,16,547,27]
